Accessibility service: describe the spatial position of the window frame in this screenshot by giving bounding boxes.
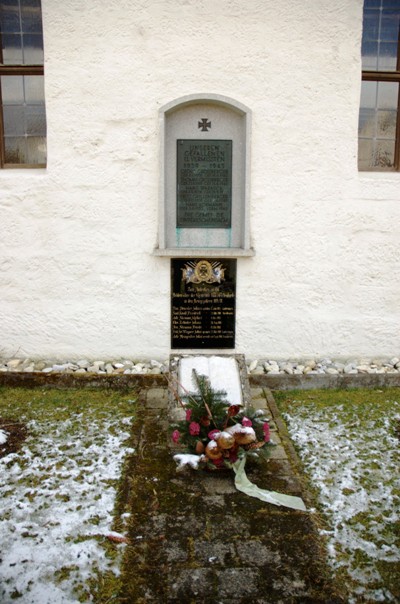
[0,2,46,169]
[360,5,400,172]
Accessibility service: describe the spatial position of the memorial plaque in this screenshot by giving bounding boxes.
[171,258,236,349]
[177,139,232,228]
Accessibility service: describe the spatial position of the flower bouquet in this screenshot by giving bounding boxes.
[169,370,274,472]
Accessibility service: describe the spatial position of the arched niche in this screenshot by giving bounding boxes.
[154,94,253,257]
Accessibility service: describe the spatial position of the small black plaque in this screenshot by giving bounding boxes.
[171,258,236,349]
[177,139,232,228]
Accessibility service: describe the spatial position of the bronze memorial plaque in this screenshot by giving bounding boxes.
[177,140,232,228]
[171,258,236,349]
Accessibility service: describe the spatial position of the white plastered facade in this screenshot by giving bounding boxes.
[0,0,399,361]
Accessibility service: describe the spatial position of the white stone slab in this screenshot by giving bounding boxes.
[178,356,242,405]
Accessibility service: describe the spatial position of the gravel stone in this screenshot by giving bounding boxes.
[0,357,398,377]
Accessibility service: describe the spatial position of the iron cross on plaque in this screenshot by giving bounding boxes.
[198,118,211,131]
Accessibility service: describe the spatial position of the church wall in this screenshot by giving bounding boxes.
[1,0,399,360]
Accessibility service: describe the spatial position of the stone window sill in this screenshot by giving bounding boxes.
[153,247,255,258]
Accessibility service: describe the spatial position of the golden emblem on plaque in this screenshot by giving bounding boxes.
[182,260,226,284]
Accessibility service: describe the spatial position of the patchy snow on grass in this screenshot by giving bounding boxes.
[0,404,134,603]
[0,428,8,445]
[282,396,400,603]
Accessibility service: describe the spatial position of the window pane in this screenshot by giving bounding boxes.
[24,74,45,102]
[4,134,45,164]
[358,81,399,170]
[4,136,28,163]
[362,1,400,72]
[381,11,400,41]
[1,33,23,63]
[378,41,398,70]
[25,104,45,134]
[21,0,43,33]
[26,134,45,163]
[0,74,24,102]
[2,105,25,134]
[364,0,381,8]
[358,138,396,169]
[0,0,44,65]
[1,74,45,102]
[362,41,379,70]
[1,74,46,165]
[0,1,20,33]
[22,32,43,63]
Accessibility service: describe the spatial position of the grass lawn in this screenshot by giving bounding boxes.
[275,387,400,603]
[0,387,137,603]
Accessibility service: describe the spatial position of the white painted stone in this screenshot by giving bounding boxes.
[93,361,105,368]
[304,360,317,370]
[252,366,264,374]
[249,360,259,372]
[7,359,21,369]
[34,361,46,371]
[77,360,90,368]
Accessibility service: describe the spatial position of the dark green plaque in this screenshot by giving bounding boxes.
[177,139,232,228]
[171,258,236,349]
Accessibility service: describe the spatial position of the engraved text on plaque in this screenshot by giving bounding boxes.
[171,258,236,349]
[177,140,232,228]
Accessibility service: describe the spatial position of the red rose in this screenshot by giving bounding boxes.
[189,422,201,436]
[171,430,180,443]
[228,405,241,417]
[263,422,270,442]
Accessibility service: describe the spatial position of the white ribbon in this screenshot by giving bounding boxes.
[232,456,307,512]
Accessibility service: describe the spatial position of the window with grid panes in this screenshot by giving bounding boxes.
[358,0,400,171]
[0,0,46,168]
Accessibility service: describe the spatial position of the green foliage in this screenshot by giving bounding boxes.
[170,370,274,468]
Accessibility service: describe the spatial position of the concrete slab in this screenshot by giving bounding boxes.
[117,385,346,602]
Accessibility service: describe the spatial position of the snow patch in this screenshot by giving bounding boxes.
[0,429,8,445]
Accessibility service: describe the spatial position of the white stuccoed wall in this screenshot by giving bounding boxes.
[1,0,399,360]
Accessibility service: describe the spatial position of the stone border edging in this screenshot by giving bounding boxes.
[0,372,167,390]
[249,372,400,390]
[1,371,400,390]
